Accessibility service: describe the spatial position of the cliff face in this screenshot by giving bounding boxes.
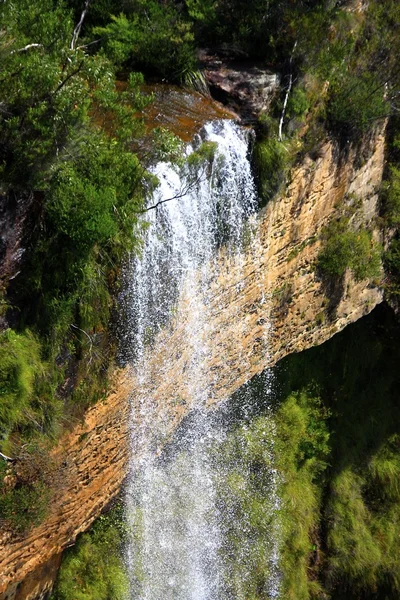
[0,126,386,599]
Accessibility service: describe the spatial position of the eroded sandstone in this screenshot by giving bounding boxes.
[0,126,386,599]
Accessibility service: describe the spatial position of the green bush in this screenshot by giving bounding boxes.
[327,72,389,138]
[318,218,381,281]
[253,138,288,203]
[0,479,50,533]
[0,330,45,442]
[0,442,55,532]
[52,504,129,600]
[95,1,196,81]
[382,164,400,226]
[326,443,400,595]
[287,87,310,120]
[275,304,400,597]
[275,390,330,600]
[0,0,149,483]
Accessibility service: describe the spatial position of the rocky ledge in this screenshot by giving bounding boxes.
[198,49,280,120]
[0,124,386,599]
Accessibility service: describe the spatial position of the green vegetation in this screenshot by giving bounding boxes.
[51,503,129,600]
[253,137,288,203]
[327,72,389,138]
[276,305,400,599]
[218,389,330,599]
[94,2,196,81]
[222,305,400,599]
[0,0,151,531]
[216,417,279,599]
[383,164,400,227]
[318,218,381,281]
[275,391,330,600]
[0,330,47,441]
[385,238,400,297]
[0,443,54,532]
[382,126,400,300]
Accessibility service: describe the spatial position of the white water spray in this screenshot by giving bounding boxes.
[122,120,280,599]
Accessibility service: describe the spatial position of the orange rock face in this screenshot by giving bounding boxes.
[0,127,386,599]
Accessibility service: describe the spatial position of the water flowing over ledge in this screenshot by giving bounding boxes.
[121,119,279,599]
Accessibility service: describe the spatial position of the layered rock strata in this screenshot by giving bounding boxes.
[0,126,386,599]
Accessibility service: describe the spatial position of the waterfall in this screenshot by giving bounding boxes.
[122,119,280,599]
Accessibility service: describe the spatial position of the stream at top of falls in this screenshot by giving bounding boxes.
[120,119,281,600]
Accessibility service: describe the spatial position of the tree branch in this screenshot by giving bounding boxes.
[71,0,91,50]
[70,324,93,365]
[278,40,298,142]
[0,452,16,463]
[10,43,43,55]
[76,38,102,51]
[52,61,84,96]
[137,168,207,213]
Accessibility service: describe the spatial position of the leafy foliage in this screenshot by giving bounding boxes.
[94,1,196,81]
[51,504,129,600]
[275,305,400,598]
[0,443,55,532]
[318,218,381,281]
[0,330,44,440]
[0,1,150,523]
[327,72,388,138]
[275,391,330,600]
[253,137,288,203]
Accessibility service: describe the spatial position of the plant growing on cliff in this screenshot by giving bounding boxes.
[253,137,288,203]
[318,218,381,281]
[51,503,129,600]
[0,442,55,532]
[0,329,49,444]
[327,72,389,139]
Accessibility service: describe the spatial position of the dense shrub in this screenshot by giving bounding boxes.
[0,479,50,533]
[95,1,196,81]
[0,330,45,441]
[0,443,55,532]
[253,138,288,203]
[275,305,400,598]
[327,72,389,138]
[275,391,330,600]
[318,218,381,281]
[51,504,129,600]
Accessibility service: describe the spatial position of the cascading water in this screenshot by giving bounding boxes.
[121,119,280,599]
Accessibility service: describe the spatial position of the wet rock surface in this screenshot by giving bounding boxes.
[140,82,238,141]
[198,49,280,120]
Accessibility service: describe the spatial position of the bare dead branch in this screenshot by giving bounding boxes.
[10,43,43,55]
[0,452,15,463]
[71,0,91,50]
[76,38,102,51]
[70,323,93,365]
[279,40,298,142]
[138,168,207,213]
